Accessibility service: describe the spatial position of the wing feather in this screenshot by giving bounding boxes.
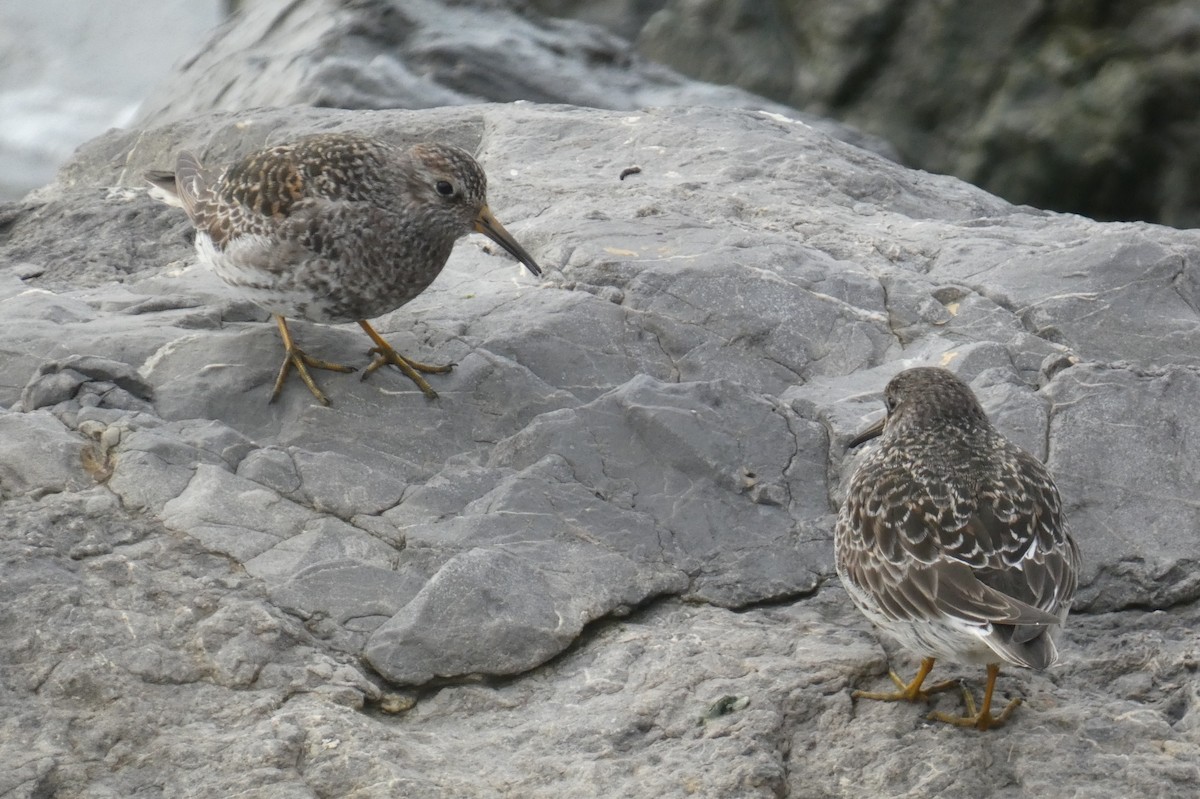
[839,440,1079,631]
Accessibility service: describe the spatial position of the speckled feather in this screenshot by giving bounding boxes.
[145,130,540,404]
[836,367,1081,670]
[167,133,492,322]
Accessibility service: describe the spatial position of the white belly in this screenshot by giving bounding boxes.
[194,232,344,321]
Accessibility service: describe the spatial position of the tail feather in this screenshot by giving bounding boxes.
[144,169,182,208]
[173,151,206,220]
[986,619,1062,670]
[144,152,208,222]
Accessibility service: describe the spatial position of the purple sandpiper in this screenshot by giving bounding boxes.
[147,132,541,404]
[836,367,1081,730]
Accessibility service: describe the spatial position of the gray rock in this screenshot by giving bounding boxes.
[1045,362,1200,613]
[365,542,681,683]
[131,0,894,158]
[2,60,1199,799]
[0,409,94,499]
[545,0,1200,228]
[20,354,155,411]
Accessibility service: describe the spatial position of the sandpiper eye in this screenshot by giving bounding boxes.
[886,396,898,412]
[435,180,455,197]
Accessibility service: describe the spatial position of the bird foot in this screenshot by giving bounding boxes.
[853,671,959,704]
[928,686,1021,731]
[362,345,453,399]
[852,657,956,704]
[272,347,354,406]
[356,320,452,399]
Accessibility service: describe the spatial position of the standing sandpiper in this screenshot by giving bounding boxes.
[147,132,541,404]
[835,367,1081,730]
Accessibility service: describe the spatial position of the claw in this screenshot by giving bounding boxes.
[356,320,451,399]
[853,657,958,703]
[927,663,1019,731]
[271,315,354,405]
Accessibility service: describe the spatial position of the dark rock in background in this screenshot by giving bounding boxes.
[2,1,1200,797]
[135,0,893,157]
[532,0,1200,229]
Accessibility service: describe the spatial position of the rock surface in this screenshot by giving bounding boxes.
[3,99,1200,798]
[133,0,893,158]
[533,0,1200,228]
[3,2,1200,797]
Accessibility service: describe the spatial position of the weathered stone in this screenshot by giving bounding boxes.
[548,0,1200,227]
[129,0,893,157]
[1,4,1198,793]
[0,410,93,499]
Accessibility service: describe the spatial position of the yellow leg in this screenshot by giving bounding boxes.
[928,663,1021,731]
[853,657,959,703]
[357,320,452,399]
[271,315,354,405]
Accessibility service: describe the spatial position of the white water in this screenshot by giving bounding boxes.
[0,0,223,200]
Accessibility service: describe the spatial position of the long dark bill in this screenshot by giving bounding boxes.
[474,206,542,277]
[847,416,887,448]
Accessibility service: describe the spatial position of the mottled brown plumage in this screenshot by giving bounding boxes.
[836,367,1080,730]
[147,132,541,404]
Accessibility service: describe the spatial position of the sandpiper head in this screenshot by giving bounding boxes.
[849,366,990,447]
[408,143,542,278]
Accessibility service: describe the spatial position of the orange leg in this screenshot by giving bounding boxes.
[271,315,354,405]
[357,320,452,399]
[928,663,1021,731]
[853,657,959,703]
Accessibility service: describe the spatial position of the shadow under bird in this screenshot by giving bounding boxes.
[146,132,542,405]
[835,366,1081,731]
